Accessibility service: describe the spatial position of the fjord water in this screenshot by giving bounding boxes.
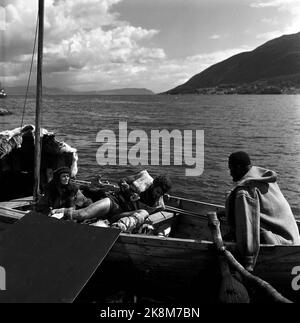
[1,94,300,214]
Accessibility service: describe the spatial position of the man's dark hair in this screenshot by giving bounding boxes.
[153,175,172,194]
[228,151,251,168]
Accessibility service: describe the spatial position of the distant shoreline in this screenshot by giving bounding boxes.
[4,87,155,96]
[161,86,300,95]
[5,92,300,96]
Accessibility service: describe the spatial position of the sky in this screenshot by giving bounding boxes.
[0,0,300,93]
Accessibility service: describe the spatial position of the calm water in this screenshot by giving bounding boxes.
[1,94,300,214]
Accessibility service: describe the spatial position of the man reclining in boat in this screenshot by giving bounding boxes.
[225,151,300,272]
[37,166,92,213]
[53,170,172,232]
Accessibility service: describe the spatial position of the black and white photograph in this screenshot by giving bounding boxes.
[0,0,300,309]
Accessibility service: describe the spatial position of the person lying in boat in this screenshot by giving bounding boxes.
[225,151,300,272]
[55,171,172,229]
[36,166,92,214]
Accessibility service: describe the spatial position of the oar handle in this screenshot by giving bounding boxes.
[207,211,225,251]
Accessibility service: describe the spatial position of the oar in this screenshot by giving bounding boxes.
[208,211,250,303]
[72,178,118,190]
[222,248,292,303]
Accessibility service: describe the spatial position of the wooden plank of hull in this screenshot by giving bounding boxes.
[101,234,300,302]
[254,245,300,301]
[98,234,219,301]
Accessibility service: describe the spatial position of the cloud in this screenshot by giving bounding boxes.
[0,0,165,88]
[50,46,250,93]
[209,34,221,40]
[251,0,300,36]
[256,30,282,40]
[250,0,296,8]
[261,17,278,25]
[0,1,257,92]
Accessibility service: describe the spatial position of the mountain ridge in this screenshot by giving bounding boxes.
[165,32,300,94]
[5,86,154,96]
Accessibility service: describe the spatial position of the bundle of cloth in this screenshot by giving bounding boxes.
[0,125,32,159]
[0,124,78,178]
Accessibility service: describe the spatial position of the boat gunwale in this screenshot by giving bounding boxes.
[167,195,225,209]
[116,231,300,252]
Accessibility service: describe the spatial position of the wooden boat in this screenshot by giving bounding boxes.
[89,195,300,303]
[1,191,300,303]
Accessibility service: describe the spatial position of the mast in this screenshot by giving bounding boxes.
[33,0,44,203]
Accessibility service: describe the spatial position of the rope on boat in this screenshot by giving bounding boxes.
[222,248,292,303]
[208,211,250,303]
[208,211,293,303]
[20,13,39,128]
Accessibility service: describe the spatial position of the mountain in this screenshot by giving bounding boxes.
[6,86,154,96]
[5,86,75,95]
[165,32,300,94]
[81,88,154,95]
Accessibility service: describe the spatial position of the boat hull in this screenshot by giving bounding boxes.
[80,197,300,302]
[1,196,300,303]
[92,234,300,302]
